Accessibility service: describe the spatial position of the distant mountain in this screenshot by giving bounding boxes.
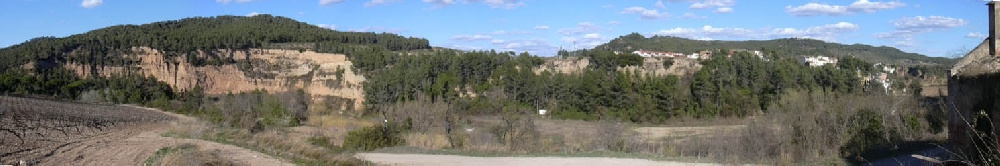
[594,33,956,66]
[0,14,430,71]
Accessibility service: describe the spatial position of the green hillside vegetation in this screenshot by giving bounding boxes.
[0,14,429,71]
[595,33,955,66]
[355,48,913,123]
[0,14,924,123]
[0,16,948,164]
[0,14,429,102]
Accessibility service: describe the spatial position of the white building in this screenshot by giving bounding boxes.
[799,56,838,67]
[874,63,896,74]
[632,49,684,58]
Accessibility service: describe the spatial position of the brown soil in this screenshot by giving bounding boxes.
[0,97,291,166]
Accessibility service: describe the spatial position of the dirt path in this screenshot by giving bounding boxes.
[633,125,744,140]
[6,103,292,166]
[357,153,718,166]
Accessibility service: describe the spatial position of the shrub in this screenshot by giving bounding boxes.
[840,109,899,159]
[489,103,540,152]
[343,125,405,151]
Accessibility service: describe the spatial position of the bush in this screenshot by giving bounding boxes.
[840,109,899,159]
[343,125,405,151]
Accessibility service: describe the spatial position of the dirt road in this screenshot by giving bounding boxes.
[357,153,718,166]
[1,97,291,166]
[35,108,292,166]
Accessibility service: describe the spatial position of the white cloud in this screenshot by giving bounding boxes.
[218,0,255,4]
[476,0,525,9]
[583,33,602,39]
[894,40,914,47]
[620,7,669,20]
[701,25,724,34]
[534,25,550,30]
[317,24,338,30]
[449,44,482,51]
[681,12,706,19]
[558,22,610,35]
[423,0,524,9]
[491,30,532,35]
[967,32,988,38]
[652,27,698,36]
[714,7,733,13]
[366,0,403,7]
[786,0,905,17]
[491,39,506,44]
[893,16,967,32]
[451,34,493,41]
[81,0,102,8]
[786,3,848,16]
[650,22,859,41]
[665,0,736,14]
[561,34,608,49]
[655,0,666,9]
[770,22,859,40]
[493,39,559,55]
[347,26,408,33]
[848,0,906,13]
[246,12,262,16]
[875,16,966,42]
[561,37,577,43]
[319,0,345,6]
[423,0,455,7]
[688,0,734,9]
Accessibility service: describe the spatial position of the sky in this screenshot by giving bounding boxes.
[0,0,993,57]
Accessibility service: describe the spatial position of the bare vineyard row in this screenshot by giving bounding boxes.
[0,96,176,164]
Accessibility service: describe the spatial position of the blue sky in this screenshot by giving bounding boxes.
[0,0,992,57]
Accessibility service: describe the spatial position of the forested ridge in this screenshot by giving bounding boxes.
[0,16,929,125]
[0,16,955,164]
[594,33,956,66]
[0,14,429,71]
[0,14,429,103]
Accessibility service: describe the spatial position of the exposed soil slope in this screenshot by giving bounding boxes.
[0,97,290,166]
[63,47,365,110]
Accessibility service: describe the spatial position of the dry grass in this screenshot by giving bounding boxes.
[306,99,375,131]
[165,119,365,165]
[147,144,236,166]
[385,90,947,165]
[650,90,948,165]
[404,133,451,150]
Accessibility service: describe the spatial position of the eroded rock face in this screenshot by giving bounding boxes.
[63,47,365,110]
[532,57,702,76]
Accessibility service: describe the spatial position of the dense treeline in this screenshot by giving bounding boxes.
[688,53,866,117]
[359,48,908,123]
[0,14,429,71]
[0,68,173,103]
[596,33,955,66]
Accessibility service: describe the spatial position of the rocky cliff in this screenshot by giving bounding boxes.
[63,47,365,110]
